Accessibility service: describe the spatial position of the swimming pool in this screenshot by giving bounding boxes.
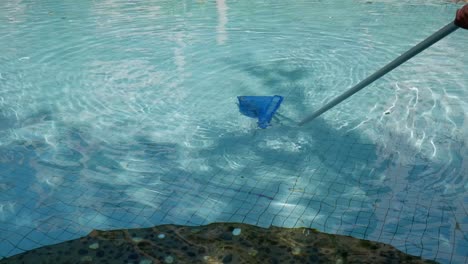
[0,0,467,263]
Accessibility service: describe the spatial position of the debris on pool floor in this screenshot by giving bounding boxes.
[0,223,437,264]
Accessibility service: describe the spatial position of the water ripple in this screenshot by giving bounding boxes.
[0,0,466,263]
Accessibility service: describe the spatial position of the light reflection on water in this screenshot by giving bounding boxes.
[0,0,466,263]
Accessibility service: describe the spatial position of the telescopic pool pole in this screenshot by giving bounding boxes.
[299,5,468,126]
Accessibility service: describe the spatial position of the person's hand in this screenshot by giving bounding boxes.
[455,4,468,29]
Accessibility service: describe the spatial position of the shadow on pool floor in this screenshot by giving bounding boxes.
[0,223,437,264]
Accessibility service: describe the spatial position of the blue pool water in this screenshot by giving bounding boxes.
[1,0,467,263]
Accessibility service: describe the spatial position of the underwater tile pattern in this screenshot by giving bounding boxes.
[1,0,467,264]
[1,120,467,264]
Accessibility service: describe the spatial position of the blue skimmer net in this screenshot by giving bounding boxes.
[237,95,284,129]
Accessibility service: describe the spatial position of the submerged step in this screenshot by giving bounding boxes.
[0,222,437,264]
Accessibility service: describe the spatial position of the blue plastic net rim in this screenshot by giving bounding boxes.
[237,95,284,128]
